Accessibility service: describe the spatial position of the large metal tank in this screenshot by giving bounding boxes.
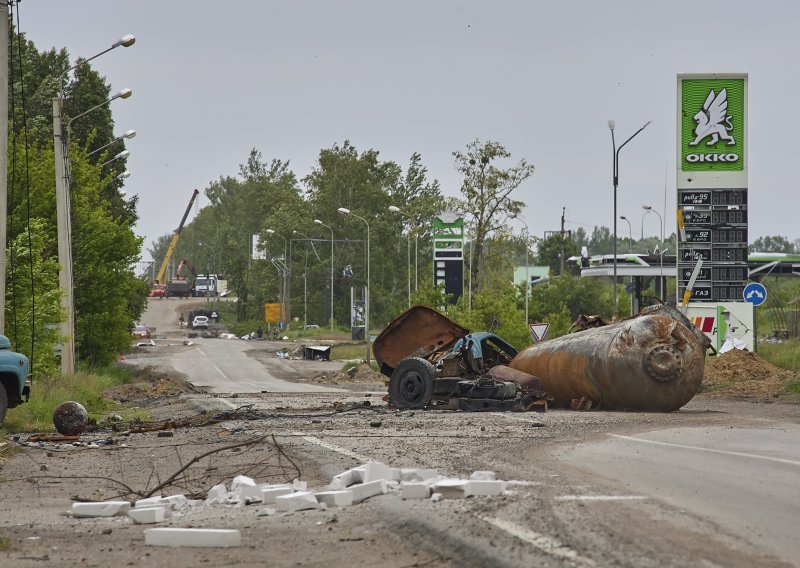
[509,306,709,412]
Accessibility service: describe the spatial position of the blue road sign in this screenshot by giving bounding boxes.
[743,282,767,306]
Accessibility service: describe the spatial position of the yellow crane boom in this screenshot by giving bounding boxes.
[154,189,200,284]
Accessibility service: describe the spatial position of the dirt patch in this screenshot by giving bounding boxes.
[310,363,386,387]
[703,348,799,399]
[104,367,202,403]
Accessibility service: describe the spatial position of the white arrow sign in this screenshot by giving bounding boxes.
[529,323,550,342]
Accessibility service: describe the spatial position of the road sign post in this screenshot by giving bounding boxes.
[529,323,550,343]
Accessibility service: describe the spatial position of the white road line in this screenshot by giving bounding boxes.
[289,433,371,462]
[610,434,800,467]
[555,495,648,502]
[479,516,596,567]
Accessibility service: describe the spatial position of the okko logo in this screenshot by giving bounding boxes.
[684,86,740,166]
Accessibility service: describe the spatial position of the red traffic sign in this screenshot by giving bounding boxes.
[529,323,550,342]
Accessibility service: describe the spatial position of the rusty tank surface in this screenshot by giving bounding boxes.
[509,304,710,412]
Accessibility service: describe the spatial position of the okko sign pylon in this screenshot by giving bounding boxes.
[676,74,748,303]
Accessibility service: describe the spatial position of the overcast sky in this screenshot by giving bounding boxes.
[21,1,800,261]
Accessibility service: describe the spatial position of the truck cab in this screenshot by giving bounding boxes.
[0,335,31,425]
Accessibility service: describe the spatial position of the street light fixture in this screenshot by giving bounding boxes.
[52,34,135,374]
[314,219,335,332]
[101,149,129,168]
[338,207,370,364]
[388,206,413,308]
[87,129,136,158]
[619,216,632,253]
[642,205,665,300]
[608,119,652,319]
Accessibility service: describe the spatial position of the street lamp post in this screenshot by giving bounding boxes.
[53,35,135,374]
[291,231,310,329]
[643,205,665,300]
[338,208,370,364]
[197,241,217,298]
[608,119,652,320]
[514,216,531,326]
[86,129,136,158]
[265,229,289,326]
[388,206,413,308]
[619,216,632,252]
[314,219,335,332]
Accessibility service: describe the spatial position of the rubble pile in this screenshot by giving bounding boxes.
[703,348,798,397]
[67,461,508,546]
[313,364,385,385]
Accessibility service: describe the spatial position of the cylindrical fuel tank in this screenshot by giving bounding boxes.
[509,313,705,412]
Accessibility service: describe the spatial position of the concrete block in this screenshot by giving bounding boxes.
[400,482,431,500]
[469,470,496,481]
[236,484,265,504]
[205,483,228,504]
[431,492,443,503]
[128,507,165,524]
[399,468,439,482]
[354,462,393,483]
[135,504,172,518]
[261,485,294,504]
[465,479,506,496]
[163,494,188,510]
[71,501,131,518]
[390,467,402,481]
[330,469,357,489]
[144,528,241,548]
[275,491,319,512]
[292,479,308,491]
[315,490,354,507]
[350,479,386,502]
[432,479,467,499]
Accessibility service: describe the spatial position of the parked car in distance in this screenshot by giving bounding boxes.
[192,316,209,330]
[131,324,151,339]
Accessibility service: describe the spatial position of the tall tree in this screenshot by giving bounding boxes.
[453,140,533,292]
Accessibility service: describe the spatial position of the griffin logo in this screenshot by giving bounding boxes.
[689,88,735,147]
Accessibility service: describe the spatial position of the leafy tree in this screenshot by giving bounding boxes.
[537,233,579,276]
[750,236,797,254]
[453,140,533,293]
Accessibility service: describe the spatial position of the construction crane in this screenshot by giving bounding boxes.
[154,189,200,285]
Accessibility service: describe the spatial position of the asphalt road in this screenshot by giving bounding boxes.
[135,297,344,394]
[558,424,800,565]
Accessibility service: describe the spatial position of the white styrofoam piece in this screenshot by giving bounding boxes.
[261,486,294,504]
[71,501,131,518]
[135,496,170,509]
[292,479,308,491]
[205,483,228,504]
[330,469,357,490]
[315,490,354,507]
[128,507,165,524]
[465,479,505,496]
[144,528,241,548]
[163,494,188,510]
[231,475,256,491]
[400,482,431,500]
[354,462,393,483]
[469,471,496,481]
[432,479,467,499]
[275,491,318,512]
[134,504,172,518]
[350,479,387,502]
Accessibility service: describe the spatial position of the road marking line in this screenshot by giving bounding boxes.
[610,434,800,467]
[479,516,596,567]
[555,495,647,502]
[289,433,371,462]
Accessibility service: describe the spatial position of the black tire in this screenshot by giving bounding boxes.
[0,385,8,426]
[389,357,436,409]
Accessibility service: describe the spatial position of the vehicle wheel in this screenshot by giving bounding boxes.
[389,357,435,409]
[0,385,8,425]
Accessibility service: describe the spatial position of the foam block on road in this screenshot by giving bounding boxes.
[205,483,228,504]
[354,462,393,483]
[465,480,506,496]
[432,479,467,499]
[350,479,387,502]
[275,491,318,512]
[399,468,439,482]
[469,471,496,481]
[261,485,293,504]
[315,490,354,507]
[144,528,241,548]
[71,501,131,518]
[128,507,165,524]
[400,482,431,500]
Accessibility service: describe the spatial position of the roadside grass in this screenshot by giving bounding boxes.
[787,379,800,394]
[0,536,12,552]
[758,339,800,373]
[2,366,140,433]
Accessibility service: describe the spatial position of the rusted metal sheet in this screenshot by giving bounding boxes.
[509,305,707,412]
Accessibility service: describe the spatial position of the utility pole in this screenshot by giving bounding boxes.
[559,207,566,276]
[0,1,9,335]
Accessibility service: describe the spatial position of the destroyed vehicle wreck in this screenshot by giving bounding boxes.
[374,303,711,413]
[372,306,547,411]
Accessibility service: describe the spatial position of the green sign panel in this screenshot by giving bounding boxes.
[680,78,745,171]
